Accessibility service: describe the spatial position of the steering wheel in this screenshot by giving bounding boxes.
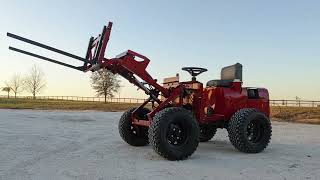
[182,67,207,81]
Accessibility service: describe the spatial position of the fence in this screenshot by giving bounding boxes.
[1,95,320,107]
[0,95,147,104]
[270,100,320,107]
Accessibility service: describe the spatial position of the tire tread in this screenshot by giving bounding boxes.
[228,108,272,153]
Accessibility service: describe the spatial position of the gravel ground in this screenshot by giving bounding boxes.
[0,109,319,180]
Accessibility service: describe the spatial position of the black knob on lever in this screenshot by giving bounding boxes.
[182,67,208,81]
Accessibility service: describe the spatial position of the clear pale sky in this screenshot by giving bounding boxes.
[0,0,319,100]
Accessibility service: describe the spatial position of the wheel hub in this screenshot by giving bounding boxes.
[246,120,263,143]
[130,125,147,137]
[167,124,185,145]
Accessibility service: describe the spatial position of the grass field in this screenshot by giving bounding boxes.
[1,98,319,124]
[271,106,320,124]
[0,98,141,112]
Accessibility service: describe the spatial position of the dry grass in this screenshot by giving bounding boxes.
[1,98,319,124]
[271,106,320,124]
[0,98,142,112]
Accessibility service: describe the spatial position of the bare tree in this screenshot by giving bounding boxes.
[2,87,11,98]
[91,69,120,103]
[6,74,24,98]
[24,65,46,99]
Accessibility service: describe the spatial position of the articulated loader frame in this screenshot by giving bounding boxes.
[7,21,185,127]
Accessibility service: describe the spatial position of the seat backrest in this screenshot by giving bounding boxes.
[221,63,242,81]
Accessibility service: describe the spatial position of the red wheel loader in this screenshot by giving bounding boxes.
[7,21,271,160]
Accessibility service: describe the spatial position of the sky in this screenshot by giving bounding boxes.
[0,0,319,100]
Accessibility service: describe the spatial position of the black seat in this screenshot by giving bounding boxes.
[207,63,242,87]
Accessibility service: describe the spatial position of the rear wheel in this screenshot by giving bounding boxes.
[199,125,217,142]
[228,108,272,153]
[118,108,150,146]
[148,107,200,160]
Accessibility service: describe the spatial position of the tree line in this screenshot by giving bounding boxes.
[2,65,46,99]
[2,65,120,103]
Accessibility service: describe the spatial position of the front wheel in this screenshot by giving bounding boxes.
[148,107,200,160]
[199,125,217,142]
[228,108,272,153]
[118,108,150,146]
